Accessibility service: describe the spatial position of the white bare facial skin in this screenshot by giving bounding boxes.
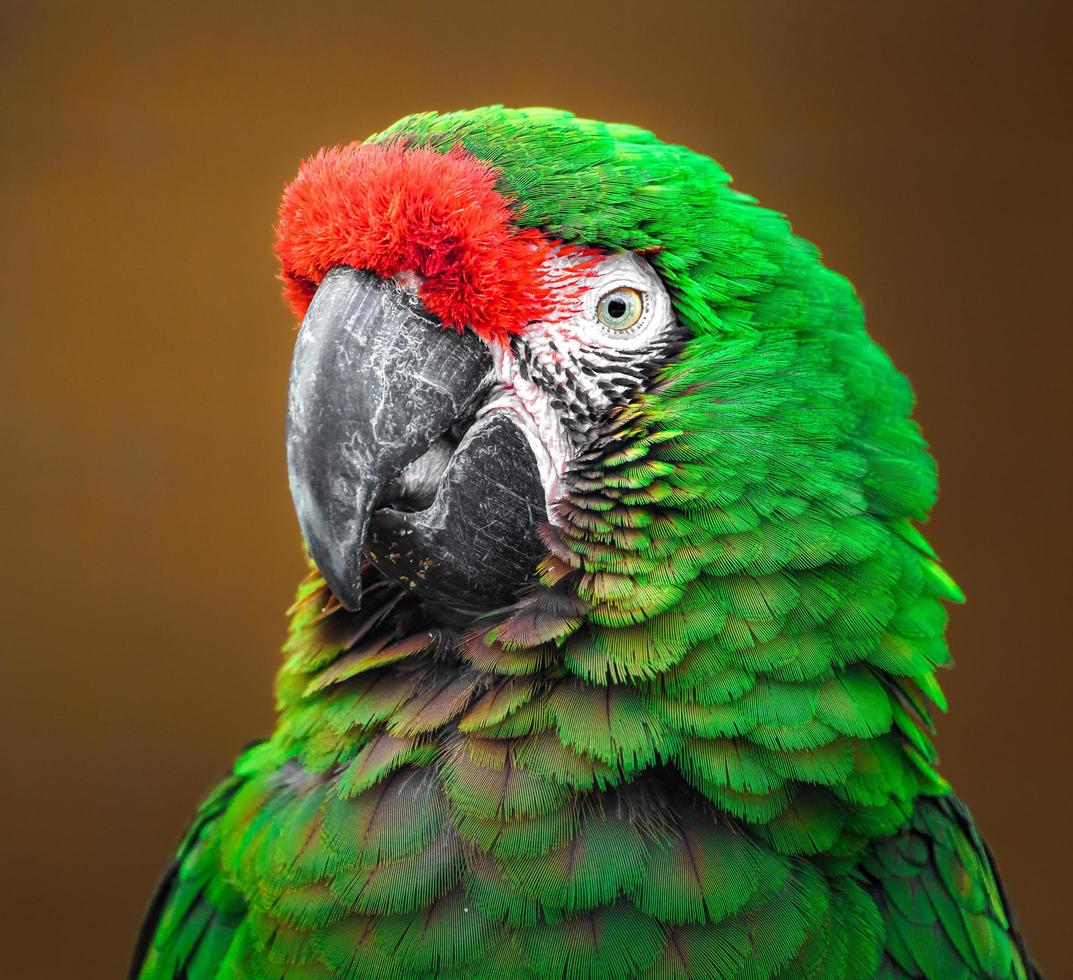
[481,250,680,513]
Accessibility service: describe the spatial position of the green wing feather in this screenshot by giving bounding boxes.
[862,794,1039,980]
[133,749,255,979]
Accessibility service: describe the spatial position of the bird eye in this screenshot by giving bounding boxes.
[596,287,644,332]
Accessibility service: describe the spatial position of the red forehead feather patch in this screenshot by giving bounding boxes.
[275,141,584,343]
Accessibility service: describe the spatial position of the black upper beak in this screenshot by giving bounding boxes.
[286,266,547,612]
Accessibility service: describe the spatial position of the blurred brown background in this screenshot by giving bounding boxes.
[2,1,1069,976]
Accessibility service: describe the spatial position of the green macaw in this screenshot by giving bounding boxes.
[132,107,1038,979]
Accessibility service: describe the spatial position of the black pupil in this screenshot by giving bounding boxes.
[607,297,628,320]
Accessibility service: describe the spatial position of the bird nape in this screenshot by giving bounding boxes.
[132,107,1039,980]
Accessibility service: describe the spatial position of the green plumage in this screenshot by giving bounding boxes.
[134,107,1036,979]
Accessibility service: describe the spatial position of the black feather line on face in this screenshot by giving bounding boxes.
[510,325,689,450]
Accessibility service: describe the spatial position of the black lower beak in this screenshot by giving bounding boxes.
[286,266,546,612]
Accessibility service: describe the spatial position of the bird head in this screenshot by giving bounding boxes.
[278,108,939,625]
[278,122,695,616]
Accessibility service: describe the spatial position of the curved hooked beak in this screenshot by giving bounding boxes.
[286,266,547,613]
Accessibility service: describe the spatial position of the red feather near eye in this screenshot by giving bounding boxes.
[275,141,588,343]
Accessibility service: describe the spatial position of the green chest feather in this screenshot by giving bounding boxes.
[135,551,1028,978]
